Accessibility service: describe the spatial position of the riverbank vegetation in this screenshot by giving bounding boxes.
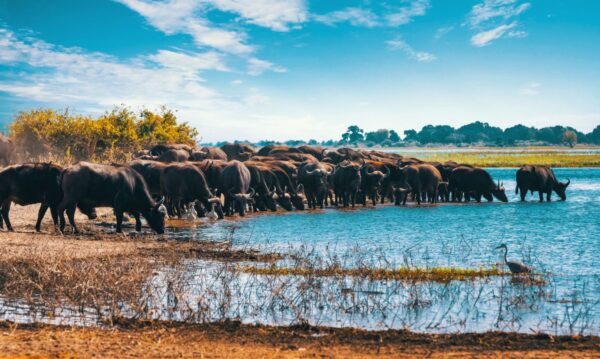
[239,265,508,283]
[8,107,197,163]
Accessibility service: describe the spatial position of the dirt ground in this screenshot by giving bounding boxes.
[0,204,599,358]
[0,321,599,359]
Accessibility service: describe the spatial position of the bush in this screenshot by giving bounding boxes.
[9,106,198,163]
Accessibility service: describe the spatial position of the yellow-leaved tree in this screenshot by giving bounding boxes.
[9,106,198,163]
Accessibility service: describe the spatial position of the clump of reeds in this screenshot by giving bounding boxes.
[238,264,507,283]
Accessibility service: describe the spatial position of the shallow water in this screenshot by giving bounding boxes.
[174,168,600,334]
[193,168,599,274]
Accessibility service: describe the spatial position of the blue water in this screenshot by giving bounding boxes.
[174,168,600,334]
[192,168,599,275]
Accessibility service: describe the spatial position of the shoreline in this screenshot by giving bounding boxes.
[1,320,599,358]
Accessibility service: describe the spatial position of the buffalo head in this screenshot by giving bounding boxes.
[230,187,255,216]
[492,181,508,202]
[143,196,166,234]
[555,178,570,201]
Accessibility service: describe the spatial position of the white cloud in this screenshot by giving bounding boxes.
[0,27,233,116]
[313,7,379,27]
[116,0,253,54]
[386,38,436,63]
[434,26,454,39]
[207,0,307,31]
[470,22,517,47]
[385,0,430,27]
[468,0,530,28]
[519,82,540,96]
[467,0,530,47]
[247,58,287,76]
[147,49,229,72]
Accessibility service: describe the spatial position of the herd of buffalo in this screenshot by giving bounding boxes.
[0,143,571,234]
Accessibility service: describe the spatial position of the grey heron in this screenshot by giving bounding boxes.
[496,244,531,274]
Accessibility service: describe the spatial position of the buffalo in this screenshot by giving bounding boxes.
[150,144,193,156]
[0,163,99,232]
[449,166,508,203]
[219,160,254,216]
[160,163,223,218]
[158,149,190,162]
[360,162,390,206]
[220,143,255,161]
[399,164,442,205]
[190,147,228,161]
[58,162,166,234]
[332,161,362,208]
[298,162,330,209]
[516,165,570,201]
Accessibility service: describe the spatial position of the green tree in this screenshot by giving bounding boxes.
[341,125,364,144]
[365,129,389,143]
[561,130,577,148]
[403,129,418,142]
[389,130,400,142]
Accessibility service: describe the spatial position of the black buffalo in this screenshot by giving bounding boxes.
[58,162,166,234]
[298,162,330,209]
[219,160,254,216]
[160,163,223,218]
[449,166,508,203]
[220,143,255,161]
[150,144,193,156]
[332,161,362,208]
[360,162,389,206]
[399,164,442,205]
[516,165,570,201]
[0,163,98,232]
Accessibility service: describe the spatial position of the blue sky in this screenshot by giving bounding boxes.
[0,0,598,141]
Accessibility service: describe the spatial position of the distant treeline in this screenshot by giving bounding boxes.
[207,122,600,148]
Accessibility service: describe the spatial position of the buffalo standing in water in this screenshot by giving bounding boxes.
[449,166,508,203]
[219,160,254,216]
[515,165,570,201]
[399,164,442,205]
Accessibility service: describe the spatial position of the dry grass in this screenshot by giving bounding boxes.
[239,265,508,283]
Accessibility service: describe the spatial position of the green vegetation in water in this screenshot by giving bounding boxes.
[239,265,508,283]
[410,152,600,167]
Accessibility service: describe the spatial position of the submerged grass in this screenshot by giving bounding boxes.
[239,265,508,283]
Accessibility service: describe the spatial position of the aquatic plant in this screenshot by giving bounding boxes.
[237,265,508,283]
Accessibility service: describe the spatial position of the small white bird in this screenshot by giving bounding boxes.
[183,203,197,221]
[207,203,219,220]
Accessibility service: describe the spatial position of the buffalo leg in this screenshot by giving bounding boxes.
[538,191,544,202]
[546,191,552,202]
[35,203,50,232]
[115,210,124,233]
[1,200,13,232]
[66,204,78,234]
[133,212,142,232]
[519,187,527,201]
